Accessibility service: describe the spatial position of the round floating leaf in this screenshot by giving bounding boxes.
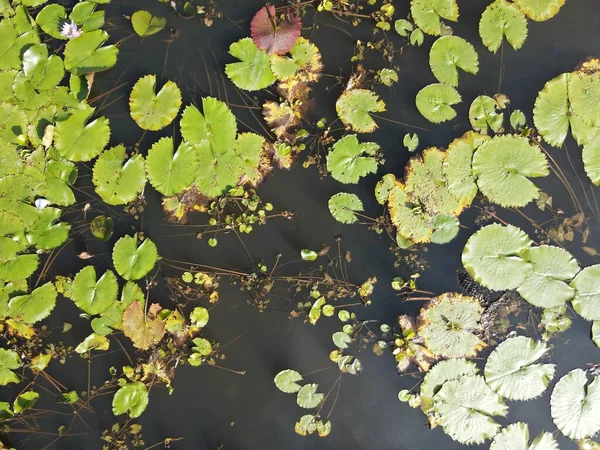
[388,182,433,243]
[583,138,600,186]
[517,245,579,308]
[35,4,68,39]
[92,146,146,205]
[13,391,39,414]
[569,69,600,128]
[416,83,461,124]
[190,306,209,328]
[75,332,109,353]
[55,107,110,161]
[433,375,507,445]
[533,73,569,147]
[129,75,181,131]
[297,383,324,409]
[490,422,558,450]
[225,38,276,91]
[550,369,600,440]
[7,282,56,324]
[180,98,237,153]
[45,159,78,207]
[593,321,600,348]
[472,135,549,207]
[131,10,166,37]
[122,301,165,350]
[64,30,118,76]
[514,0,565,21]
[72,266,118,315]
[328,192,363,224]
[485,336,555,400]
[479,0,528,52]
[22,44,65,91]
[375,173,396,205]
[429,36,479,87]
[250,5,301,55]
[419,358,478,412]
[295,415,317,436]
[570,264,600,321]
[410,0,459,36]
[112,381,149,418]
[443,131,489,205]
[112,235,158,281]
[146,137,198,196]
[462,223,533,290]
[274,369,303,394]
[0,348,21,386]
[335,89,385,133]
[326,134,379,184]
[418,292,486,358]
[430,214,460,244]
[0,254,39,282]
[469,95,504,134]
[90,215,113,241]
[332,331,352,349]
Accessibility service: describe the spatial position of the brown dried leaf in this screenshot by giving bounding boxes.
[123,301,166,350]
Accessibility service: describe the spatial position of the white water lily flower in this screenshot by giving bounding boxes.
[35,198,50,209]
[61,20,83,39]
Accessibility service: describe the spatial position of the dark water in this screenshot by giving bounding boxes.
[9,0,600,449]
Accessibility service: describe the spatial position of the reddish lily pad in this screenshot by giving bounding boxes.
[250,5,301,55]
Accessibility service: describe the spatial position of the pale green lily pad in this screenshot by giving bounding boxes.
[112,235,158,281]
[583,137,600,185]
[45,159,78,207]
[484,336,555,400]
[63,30,118,76]
[514,0,565,21]
[429,35,479,87]
[469,95,504,134]
[55,107,110,161]
[416,83,461,123]
[146,137,198,196]
[0,348,21,386]
[131,10,166,37]
[375,173,396,205]
[274,369,303,394]
[297,383,324,409]
[550,369,600,440]
[517,245,579,308]
[35,4,68,39]
[92,146,146,205]
[462,223,533,290]
[112,381,148,418]
[570,264,600,321]
[328,192,363,224]
[410,0,459,36]
[180,98,237,153]
[0,19,40,70]
[419,358,478,413]
[7,282,56,324]
[479,0,528,52]
[472,135,549,207]
[593,321,600,348]
[388,182,433,243]
[418,292,486,358]
[22,44,65,91]
[326,134,379,184]
[72,266,118,315]
[0,254,39,282]
[433,375,507,445]
[490,422,558,450]
[129,75,181,131]
[225,38,276,91]
[430,214,460,244]
[336,89,385,133]
[533,73,569,147]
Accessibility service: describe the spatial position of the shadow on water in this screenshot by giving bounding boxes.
[9,0,600,449]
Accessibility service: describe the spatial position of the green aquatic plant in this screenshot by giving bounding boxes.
[225,37,276,91]
[92,145,146,205]
[250,5,301,55]
[328,192,363,224]
[489,422,558,450]
[410,0,459,36]
[129,74,182,131]
[429,35,479,87]
[469,95,505,134]
[326,134,380,184]
[335,88,386,133]
[415,83,461,123]
[479,0,528,52]
[131,10,166,37]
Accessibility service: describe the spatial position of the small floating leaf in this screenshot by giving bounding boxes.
[123,301,165,350]
[90,215,113,241]
[336,89,385,133]
[225,38,276,91]
[63,30,118,76]
[112,381,148,418]
[550,369,600,440]
[490,422,558,450]
[0,348,21,386]
[297,383,324,409]
[146,137,198,196]
[129,75,181,131]
[112,235,158,281]
[513,0,565,21]
[533,73,569,147]
[328,192,363,224]
[570,264,600,321]
[274,369,303,394]
[92,146,146,205]
[332,331,352,349]
[131,10,166,37]
[326,134,379,184]
[479,0,528,52]
[403,133,419,152]
[250,5,301,55]
[55,107,110,161]
[410,0,459,36]
[72,266,118,315]
[7,282,56,324]
[416,83,461,123]
[13,391,39,414]
[429,36,479,87]
[430,214,459,244]
[469,95,504,134]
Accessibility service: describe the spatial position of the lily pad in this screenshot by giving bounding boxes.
[570,264,600,321]
[533,73,569,147]
[429,36,479,87]
[410,0,459,36]
[250,5,301,55]
[131,10,166,37]
[7,282,56,324]
[112,381,149,418]
[472,135,549,207]
[326,134,379,184]
[388,182,433,243]
[479,0,528,52]
[416,83,461,123]
[335,89,385,133]
[112,235,158,281]
[418,292,486,358]
[485,336,555,400]
[0,348,21,386]
[490,422,558,450]
[430,214,460,244]
[514,0,566,21]
[180,98,237,154]
[517,245,579,308]
[72,266,118,315]
[54,106,110,161]
[146,137,198,196]
[129,75,181,131]
[63,30,118,76]
[122,301,165,350]
[225,37,276,91]
[274,369,303,393]
[469,95,504,134]
[92,146,146,205]
[462,223,533,290]
[22,44,65,91]
[328,192,363,224]
[550,368,600,440]
[297,383,324,409]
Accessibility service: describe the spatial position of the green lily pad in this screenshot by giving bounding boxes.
[410,0,459,36]
[225,37,276,91]
[7,282,56,324]
[55,106,110,161]
[429,36,479,87]
[514,0,566,21]
[375,173,396,205]
[0,348,21,386]
[112,235,158,281]
[490,422,558,450]
[35,4,68,39]
[45,159,78,207]
[22,44,65,91]
[326,134,379,184]
[430,214,460,244]
[92,145,146,205]
[335,89,386,133]
[112,381,149,418]
[462,223,533,290]
[64,30,118,76]
[469,95,504,134]
[274,369,303,394]
[416,83,461,124]
[72,266,118,315]
[388,182,433,243]
[146,137,198,196]
[180,98,237,153]
[129,75,181,131]
[131,10,166,37]
[533,73,569,147]
[570,264,600,321]
[479,0,528,52]
[328,192,363,224]
[297,383,324,409]
[0,18,40,70]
